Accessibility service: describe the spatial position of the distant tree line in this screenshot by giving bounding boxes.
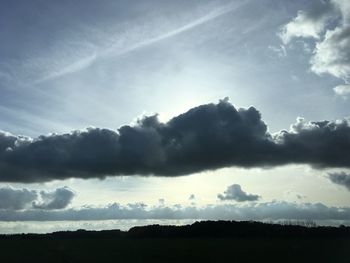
[0,220,349,240]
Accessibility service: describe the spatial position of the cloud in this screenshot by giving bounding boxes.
[0,131,31,152]
[333,84,350,98]
[328,172,350,190]
[33,187,75,210]
[273,117,350,169]
[311,25,350,80]
[0,201,349,222]
[268,45,287,57]
[189,194,196,200]
[36,2,244,83]
[1,99,350,182]
[158,198,165,206]
[278,0,336,44]
[279,0,350,85]
[0,186,74,210]
[0,187,37,210]
[218,184,260,202]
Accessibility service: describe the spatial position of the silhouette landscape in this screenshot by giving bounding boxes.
[1,220,349,262]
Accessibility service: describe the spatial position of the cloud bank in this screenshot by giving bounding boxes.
[1,99,350,182]
[218,184,260,202]
[0,186,74,210]
[0,201,349,222]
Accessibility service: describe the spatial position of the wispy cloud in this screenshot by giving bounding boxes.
[37,2,245,83]
[36,53,97,83]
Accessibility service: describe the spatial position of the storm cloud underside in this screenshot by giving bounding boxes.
[0,99,350,182]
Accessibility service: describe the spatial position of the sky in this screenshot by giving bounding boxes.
[0,0,350,233]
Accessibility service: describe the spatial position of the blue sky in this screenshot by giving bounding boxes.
[1,0,347,136]
[0,0,350,232]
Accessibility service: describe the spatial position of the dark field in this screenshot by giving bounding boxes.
[1,221,349,263]
[1,237,349,263]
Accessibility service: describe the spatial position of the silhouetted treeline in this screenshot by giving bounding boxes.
[1,220,349,240]
[128,220,350,238]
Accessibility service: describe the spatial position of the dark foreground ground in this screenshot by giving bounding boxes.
[1,221,349,263]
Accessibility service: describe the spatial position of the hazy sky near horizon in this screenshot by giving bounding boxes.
[0,0,350,229]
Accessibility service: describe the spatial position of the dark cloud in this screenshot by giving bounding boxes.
[0,186,74,210]
[1,99,350,182]
[33,187,75,210]
[218,184,260,202]
[0,187,37,210]
[328,172,350,191]
[0,201,349,222]
[274,117,350,168]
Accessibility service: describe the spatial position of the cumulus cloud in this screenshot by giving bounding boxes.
[274,117,350,169]
[0,187,37,210]
[279,0,336,44]
[0,186,74,210]
[1,99,350,182]
[328,172,350,190]
[218,184,260,202]
[333,84,350,98]
[33,187,75,210]
[280,0,350,86]
[0,201,349,222]
[311,25,350,80]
